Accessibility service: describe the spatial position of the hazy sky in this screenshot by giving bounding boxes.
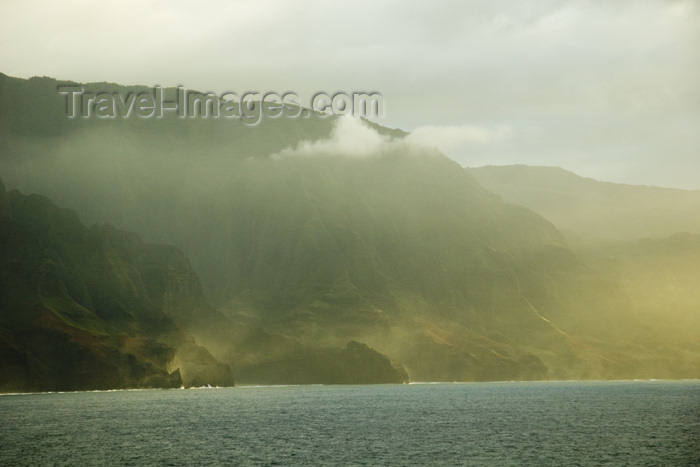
[1,0,698,188]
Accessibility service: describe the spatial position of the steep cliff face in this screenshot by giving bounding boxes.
[0,181,411,390]
[0,181,234,391]
[2,75,699,383]
[233,340,408,385]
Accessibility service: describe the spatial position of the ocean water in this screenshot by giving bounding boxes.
[0,381,698,466]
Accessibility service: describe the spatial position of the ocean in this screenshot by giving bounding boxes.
[1,381,698,466]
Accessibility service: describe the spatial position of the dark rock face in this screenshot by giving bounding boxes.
[0,181,234,392]
[2,75,699,384]
[0,181,408,390]
[338,341,409,384]
[232,340,408,385]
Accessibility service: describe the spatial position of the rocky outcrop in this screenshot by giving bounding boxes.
[233,340,408,385]
[0,181,234,392]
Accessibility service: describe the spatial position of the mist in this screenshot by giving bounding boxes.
[1,1,699,390]
[273,116,392,159]
[1,4,699,466]
[1,0,698,188]
[3,73,699,383]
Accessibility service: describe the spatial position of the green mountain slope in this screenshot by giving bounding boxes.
[0,179,408,390]
[0,179,236,391]
[468,165,700,244]
[577,233,700,360]
[2,74,698,382]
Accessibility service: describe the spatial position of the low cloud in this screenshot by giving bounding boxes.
[1,1,697,187]
[273,116,392,158]
[273,117,511,159]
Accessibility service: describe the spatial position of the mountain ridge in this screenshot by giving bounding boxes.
[0,181,235,391]
[468,164,700,245]
[2,74,699,384]
[0,181,409,391]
